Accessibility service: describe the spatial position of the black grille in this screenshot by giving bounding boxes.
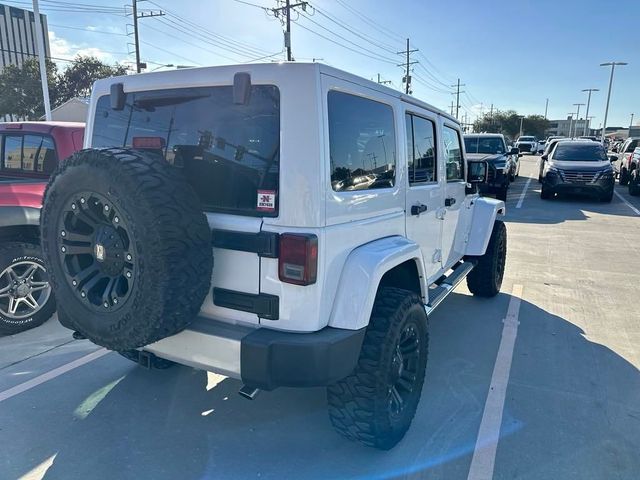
[518,144,531,152]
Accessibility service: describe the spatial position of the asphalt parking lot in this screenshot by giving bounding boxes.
[1,154,639,480]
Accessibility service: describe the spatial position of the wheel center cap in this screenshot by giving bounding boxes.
[16,284,30,297]
[94,243,106,262]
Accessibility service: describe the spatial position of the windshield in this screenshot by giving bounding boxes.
[552,143,607,161]
[92,85,280,216]
[518,136,535,142]
[464,137,505,154]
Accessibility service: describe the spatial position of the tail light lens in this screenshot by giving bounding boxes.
[279,234,318,286]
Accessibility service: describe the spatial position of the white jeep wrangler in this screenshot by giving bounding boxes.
[41,63,506,450]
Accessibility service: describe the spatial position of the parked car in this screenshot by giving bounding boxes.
[40,63,506,450]
[627,147,640,196]
[579,136,599,141]
[0,121,84,334]
[463,133,520,201]
[536,139,546,154]
[515,135,538,154]
[615,137,639,185]
[538,137,566,182]
[540,140,615,202]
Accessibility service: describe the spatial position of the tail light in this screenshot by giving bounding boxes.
[279,234,318,286]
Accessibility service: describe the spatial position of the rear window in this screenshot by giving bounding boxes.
[552,143,607,161]
[625,139,639,152]
[0,134,57,173]
[92,85,280,217]
[464,136,505,154]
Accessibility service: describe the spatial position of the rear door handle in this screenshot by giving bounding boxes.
[410,204,428,216]
[445,197,456,207]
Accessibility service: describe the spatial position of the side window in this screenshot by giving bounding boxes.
[35,136,57,173]
[2,135,22,170]
[405,114,437,184]
[328,91,396,192]
[443,126,464,181]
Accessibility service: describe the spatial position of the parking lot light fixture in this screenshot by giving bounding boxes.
[600,62,628,144]
[581,89,599,136]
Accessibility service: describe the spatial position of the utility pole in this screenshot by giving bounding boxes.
[489,104,494,125]
[581,89,599,136]
[31,0,51,120]
[544,98,549,119]
[450,78,466,119]
[131,0,165,73]
[397,38,418,94]
[271,1,308,61]
[600,61,628,144]
[450,101,455,117]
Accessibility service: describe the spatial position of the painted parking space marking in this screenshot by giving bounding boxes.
[516,178,531,209]
[467,284,524,480]
[0,348,109,403]
[614,190,640,216]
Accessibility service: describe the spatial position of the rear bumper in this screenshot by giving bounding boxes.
[144,316,365,390]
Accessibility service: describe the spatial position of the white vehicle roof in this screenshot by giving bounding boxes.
[89,62,457,123]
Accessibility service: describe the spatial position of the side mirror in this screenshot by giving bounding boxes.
[467,160,488,184]
[609,155,618,162]
[233,72,252,105]
[509,147,519,155]
[518,153,523,158]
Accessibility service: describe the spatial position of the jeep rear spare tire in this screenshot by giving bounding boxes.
[41,148,213,350]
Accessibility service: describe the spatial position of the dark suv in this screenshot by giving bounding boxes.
[464,133,519,201]
[540,140,615,202]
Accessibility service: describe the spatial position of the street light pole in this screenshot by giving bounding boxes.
[600,61,628,144]
[518,116,524,138]
[581,89,599,136]
[573,103,585,138]
[32,0,51,120]
[630,113,635,127]
[567,113,576,138]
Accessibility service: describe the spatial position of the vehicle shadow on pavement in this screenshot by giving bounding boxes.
[505,188,639,225]
[34,293,640,480]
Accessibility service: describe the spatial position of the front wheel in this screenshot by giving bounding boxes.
[0,242,56,335]
[619,167,629,186]
[600,189,614,203]
[466,220,507,297]
[629,170,640,196]
[540,184,552,199]
[327,287,428,450]
[496,184,508,201]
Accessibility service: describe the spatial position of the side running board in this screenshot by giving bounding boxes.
[425,260,476,315]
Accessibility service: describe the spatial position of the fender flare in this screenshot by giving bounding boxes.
[328,236,426,330]
[465,197,505,256]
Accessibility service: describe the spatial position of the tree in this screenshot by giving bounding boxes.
[57,56,128,104]
[0,58,59,120]
[0,55,128,120]
[473,110,549,141]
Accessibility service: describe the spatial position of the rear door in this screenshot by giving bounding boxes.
[440,123,467,269]
[89,84,281,326]
[404,111,443,281]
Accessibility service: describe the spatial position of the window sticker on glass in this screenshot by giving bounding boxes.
[257,189,276,212]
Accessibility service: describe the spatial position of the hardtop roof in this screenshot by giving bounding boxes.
[91,62,457,124]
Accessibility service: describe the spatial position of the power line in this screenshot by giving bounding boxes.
[270,1,309,61]
[48,24,128,36]
[130,0,165,73]
[397,39,418,94]
[334,0,404,43]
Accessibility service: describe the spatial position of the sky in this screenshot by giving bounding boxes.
[8,0,639,128]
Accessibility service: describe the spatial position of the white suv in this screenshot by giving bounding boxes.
[515,136,539,154]
[40,63,506,449]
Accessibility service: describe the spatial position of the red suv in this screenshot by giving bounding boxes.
[0,122,84,334]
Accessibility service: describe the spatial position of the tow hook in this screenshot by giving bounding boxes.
[238,385,260,400]
[72,331,86,340]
